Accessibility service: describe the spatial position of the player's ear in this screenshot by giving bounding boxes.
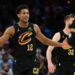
[17,14,20,18]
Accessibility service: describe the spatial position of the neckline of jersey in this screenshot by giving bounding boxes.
[17,22,30,29]
[62,30,69,37]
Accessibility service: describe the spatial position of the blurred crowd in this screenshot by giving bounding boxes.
[0,0,73,75]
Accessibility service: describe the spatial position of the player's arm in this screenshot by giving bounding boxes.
[46,32,60,73]
[0,26,14,45]
[46,32,60,64]
[34,24,62,47]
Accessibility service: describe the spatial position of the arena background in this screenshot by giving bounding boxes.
[0,0,74,75]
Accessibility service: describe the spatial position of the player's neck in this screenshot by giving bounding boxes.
[18,21,29,28]
[63,26,70,35]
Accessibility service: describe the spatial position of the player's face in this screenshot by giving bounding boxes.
[17,9,29,23]
[68,18,75,25]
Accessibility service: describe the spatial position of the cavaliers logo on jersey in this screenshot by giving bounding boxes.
[18,32,32,45]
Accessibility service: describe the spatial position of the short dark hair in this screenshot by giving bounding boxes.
[16,4,29,14]
[64,14,75,22]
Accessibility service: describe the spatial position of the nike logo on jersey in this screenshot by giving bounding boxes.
[28,27,33,31]
[17,28,20,32]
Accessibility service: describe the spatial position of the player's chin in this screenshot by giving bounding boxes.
[23,20,28,23]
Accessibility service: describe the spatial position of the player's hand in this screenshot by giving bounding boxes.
[62,38,72,49]
[48,62,56,73]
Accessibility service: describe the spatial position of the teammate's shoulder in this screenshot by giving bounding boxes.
[54,32,60,37]
[52,32,61,41]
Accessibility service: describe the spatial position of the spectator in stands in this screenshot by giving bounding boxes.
[0,53,13,71]
[3,41,14,61]
[36,48,45,75]
[2,63,13,75]
[0,45,5,60]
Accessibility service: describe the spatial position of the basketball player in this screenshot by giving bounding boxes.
[46,14,75,75]
[0,5,69,75]
[68,19,75,48]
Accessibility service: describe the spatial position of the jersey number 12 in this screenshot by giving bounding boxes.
[27,44,33,51]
